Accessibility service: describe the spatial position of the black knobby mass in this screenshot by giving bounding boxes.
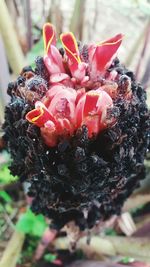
[3,55,150,230]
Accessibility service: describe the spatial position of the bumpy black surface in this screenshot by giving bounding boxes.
[3,57,150,230]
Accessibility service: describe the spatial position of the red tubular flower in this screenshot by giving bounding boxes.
[26,85,77,146]
[26,23,124,147]
[60,32,87,82]
[75,90,113,137]
[26,102,55,127]
[43,23,56,49]
[43,23,65,74]
[89,34,124,79]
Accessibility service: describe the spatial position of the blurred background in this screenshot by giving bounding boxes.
[0,1,150,266]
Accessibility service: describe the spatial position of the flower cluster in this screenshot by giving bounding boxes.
[3,23,149,231]
[26,23,123,146]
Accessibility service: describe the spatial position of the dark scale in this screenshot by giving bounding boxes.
[7,82,17,96]
[26,76,48,97]
[35,56,50,81]
[17,76,26,86]
[3,56,150,231]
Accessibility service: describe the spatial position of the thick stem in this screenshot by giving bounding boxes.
[54,235,150,261]
[0,0,26,75]
[0,231,25,267]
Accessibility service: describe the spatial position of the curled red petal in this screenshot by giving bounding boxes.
[96,33,123,70]
[75,90,114,137]
[43,23,56,52]
[49,90,76,123]
[75,94,86,128]
[60,32,81,65]
[89,33,124,77]
[78,90,102,136]
[26,102,55,127]
[83,91,100,117]
[44,45,65,74]
[60,32,86,81]
[43,85,76,111]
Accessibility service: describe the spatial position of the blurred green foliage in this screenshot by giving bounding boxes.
[121,256,135,264]
[0,164,18,185]
[27,37,62,67]
[44,253,57,262]
[0,190,12,202]
[16,208,47,237]
[27,38,44,67]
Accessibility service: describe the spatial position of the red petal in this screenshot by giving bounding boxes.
[96,90,113,128]
[50,73,70,83]
[77,90,113,137]
[95,34,123,71]
[90,34,123,77]
[43,23,56,52]
[60,32,87,80]
[49,90,76,123]
[96,90,113,115]
[56,118,73,135]
[50,73,73,87]
[46,84,64,101]
[76,88,86,105]
[26,102,54,127]
[83,91,99,117]
[46,85,76,107]
[44,45,65,74]
[60,32,81,65]
[75,94,86,128]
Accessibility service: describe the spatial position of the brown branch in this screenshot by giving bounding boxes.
[0,231,25,267]
[0,0,26,75]
[54,235,150,261]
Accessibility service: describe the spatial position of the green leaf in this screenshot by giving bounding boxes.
[104,228,117,236]
[5,203,14,214]
[0,164,18,184]
[0,190,12,203]
[121,257,135,264]
[16,209,47,237]
[16,209,34,234]
[31,214,47,237]
[44,253,57,263]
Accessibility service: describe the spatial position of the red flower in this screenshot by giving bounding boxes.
[75,89,113,137]
[60,32,88,82]
[43,23,65,74]
[26,23,124,147]
[88,34,124,79]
